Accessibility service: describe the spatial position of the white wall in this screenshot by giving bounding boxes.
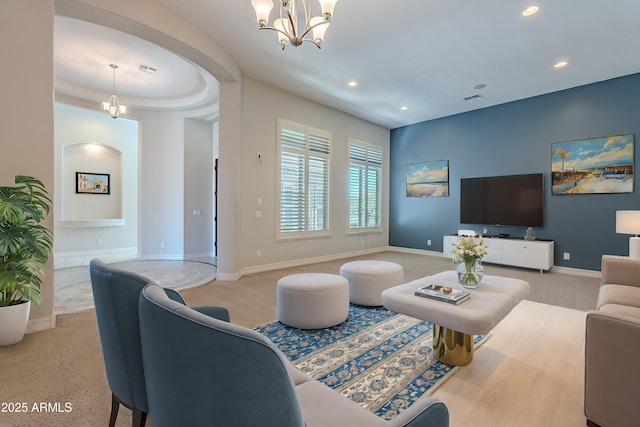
[138,111,185,259]
[184,118,214,256]
[239,78,390,270]
[0,0,55,325]
[53,103,138,257]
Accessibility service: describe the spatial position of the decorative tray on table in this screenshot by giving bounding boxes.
[414,284,470,305]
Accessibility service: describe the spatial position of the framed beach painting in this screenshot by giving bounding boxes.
[551,134,634,195]
[76,172,110,194]
[406,160,449,197]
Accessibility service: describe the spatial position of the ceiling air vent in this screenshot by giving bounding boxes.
[464,94,484,102]
[138,65,157,75]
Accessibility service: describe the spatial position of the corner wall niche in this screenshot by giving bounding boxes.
[60,142,123,227]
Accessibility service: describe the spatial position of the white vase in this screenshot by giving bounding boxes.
[0,301,31,346]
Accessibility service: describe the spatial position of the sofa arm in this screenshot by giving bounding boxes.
[601,257,640,288]
[384,397,449,427]
[585,310,640,426]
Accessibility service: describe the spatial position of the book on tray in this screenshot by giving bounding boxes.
[414,283,470,305]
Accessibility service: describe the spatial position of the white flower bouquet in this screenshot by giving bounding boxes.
[451,236,487,288]
[452,235,487,265]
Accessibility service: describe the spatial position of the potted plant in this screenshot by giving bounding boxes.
[0,175,52,346]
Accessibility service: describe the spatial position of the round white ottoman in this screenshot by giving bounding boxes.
[277,273,349,329]
[340,260,404,306]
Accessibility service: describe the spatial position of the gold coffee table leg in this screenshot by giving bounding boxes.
[433,324,474,366]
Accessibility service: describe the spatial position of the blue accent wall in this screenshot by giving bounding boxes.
[390,73,640,271]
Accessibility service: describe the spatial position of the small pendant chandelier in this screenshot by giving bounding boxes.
[102,64,127,119]
[250,0,338,49]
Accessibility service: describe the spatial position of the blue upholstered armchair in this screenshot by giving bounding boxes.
[138,283,449,427]
[89,259,229,427]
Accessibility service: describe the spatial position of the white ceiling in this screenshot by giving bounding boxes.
[55,0,640,128]
[54,16,219,112]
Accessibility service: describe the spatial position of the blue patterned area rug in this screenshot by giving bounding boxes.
[256,305,485,420]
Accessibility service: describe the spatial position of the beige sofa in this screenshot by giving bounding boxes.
[585,257,640,427]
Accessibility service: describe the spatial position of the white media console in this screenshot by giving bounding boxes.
[443,235,554,273]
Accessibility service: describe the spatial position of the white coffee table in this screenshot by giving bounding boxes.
[382,271,529,365]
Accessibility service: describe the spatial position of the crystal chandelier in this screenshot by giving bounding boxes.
[102,64,127,119]
[250,0,338,49]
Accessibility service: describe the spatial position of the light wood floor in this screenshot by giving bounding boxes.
[434,300,586,427]
[0,251,597,426]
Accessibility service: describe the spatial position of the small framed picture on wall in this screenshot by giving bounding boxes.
[76,172,110,194]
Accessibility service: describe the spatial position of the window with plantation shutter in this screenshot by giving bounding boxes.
[348,139,382,231]
[277,119,331,238]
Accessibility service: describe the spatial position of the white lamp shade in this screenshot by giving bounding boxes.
[616,210,640,260]
[616,210,640,235]
[251,0,274,25]
[309,17,329,44]
[318,0,338,18]
[274,18,291,45]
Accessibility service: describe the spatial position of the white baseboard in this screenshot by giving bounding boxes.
[138,254,184,261]
[387,246,445,257]
[54,247,137,269]
[26,314,56,334]
[54,247,137,260]
[550,265,601,278]
[185,252,215,260]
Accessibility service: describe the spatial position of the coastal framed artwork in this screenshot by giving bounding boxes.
[406,160,449,197]
[76,172,110,194]
[551,134,634,195]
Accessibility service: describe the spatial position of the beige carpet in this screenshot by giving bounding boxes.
[54,260,217,315]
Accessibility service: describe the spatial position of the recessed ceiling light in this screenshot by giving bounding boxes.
[347,81,358,87]
[554,61,568,68]
[522,6,539,16]
[400,106,408,111]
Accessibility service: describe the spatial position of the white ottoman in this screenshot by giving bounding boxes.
[339,260,404,306]
[277,273,349,329]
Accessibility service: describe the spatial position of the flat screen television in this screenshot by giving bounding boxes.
[460,173,544,227]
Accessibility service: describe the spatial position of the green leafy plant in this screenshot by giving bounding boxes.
[0,176,52,307]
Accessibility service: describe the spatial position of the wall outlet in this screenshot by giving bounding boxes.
[160,242,165,249]
[256,249,262,257]
[427,240,432,246]
[563,252,570,260]
[96,238,102,245]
